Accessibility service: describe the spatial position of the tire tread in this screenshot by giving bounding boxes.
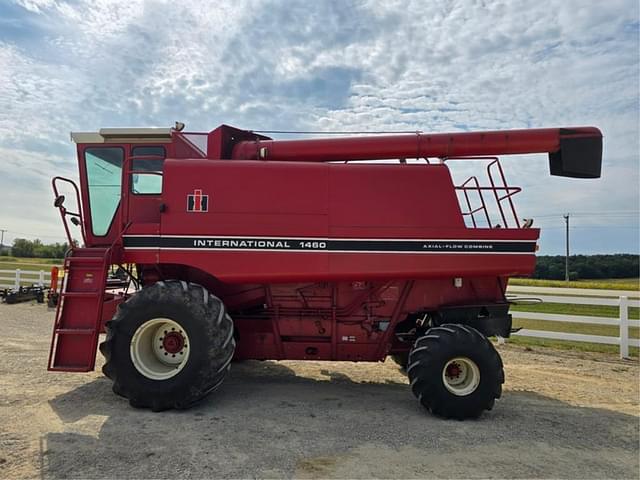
[407,323,504,420]
[100,280,235,411]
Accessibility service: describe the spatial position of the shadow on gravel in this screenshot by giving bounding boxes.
[43,361,639,479]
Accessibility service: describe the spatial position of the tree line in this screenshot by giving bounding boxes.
[2,238,69,259]
[533,254,638,280]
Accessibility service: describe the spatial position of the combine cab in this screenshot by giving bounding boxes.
[48,123,602,418]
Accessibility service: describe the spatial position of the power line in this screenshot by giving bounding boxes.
[250,129,423,135]
[537,226,639,230]
[570,212,639,216]
[531,211,639,219]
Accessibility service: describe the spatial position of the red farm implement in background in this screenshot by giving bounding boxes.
[48,123,602,418]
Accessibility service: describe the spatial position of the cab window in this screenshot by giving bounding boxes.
[84,147,124,236]
[131,146,165,194]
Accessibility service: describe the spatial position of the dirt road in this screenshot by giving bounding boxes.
[1,303,638,479]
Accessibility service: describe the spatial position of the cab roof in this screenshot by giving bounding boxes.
[70,127,173,144]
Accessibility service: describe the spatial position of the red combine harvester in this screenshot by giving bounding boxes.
[49,124,602,418]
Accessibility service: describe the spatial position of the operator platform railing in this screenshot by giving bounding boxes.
[447,157,522,229]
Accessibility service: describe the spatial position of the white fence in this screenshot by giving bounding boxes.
[0,269,62,290]
[507,286,639,359]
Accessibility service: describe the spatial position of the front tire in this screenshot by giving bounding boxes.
[100,280,235,411]
[407,324,503,419]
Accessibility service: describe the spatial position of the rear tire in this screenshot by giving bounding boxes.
[407,324,503,419]
[100,280,235,411]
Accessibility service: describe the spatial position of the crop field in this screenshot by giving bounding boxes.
[0,256,62,272]
[509,277,640,291]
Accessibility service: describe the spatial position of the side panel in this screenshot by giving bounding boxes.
[228,277,508,362]
[161,159,329,237]
[328,163,464,231]
[130,159,539,283]
[158,159,330,280]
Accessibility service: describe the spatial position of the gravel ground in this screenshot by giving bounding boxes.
[0,302,638,479]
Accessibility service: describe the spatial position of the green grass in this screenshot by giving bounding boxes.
[512,317,639,339]
[509,277,640,291]
[511,299,639,357]
[0,257,62,287]
[0,262,61,273]
[0,257,62,272]
[509,336,639,358]
[577,277,640,285]
[0,256,62,265]
[511,302,639,319]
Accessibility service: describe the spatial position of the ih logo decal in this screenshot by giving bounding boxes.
[187,189,208,212]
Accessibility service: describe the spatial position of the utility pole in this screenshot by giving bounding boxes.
[563,214,570,282]
[0,229,6,249]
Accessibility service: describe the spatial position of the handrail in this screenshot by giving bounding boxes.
[458,176,491,227]
[52,176,86,247]
[487,158,520,228]
[102,221,131,267]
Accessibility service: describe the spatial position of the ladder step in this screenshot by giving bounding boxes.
[48,365,93,373]
[65,257,105,263]
[55,328,96,335]
[60,291,102,298]
[48,246,110,372]
[70,247,109,252]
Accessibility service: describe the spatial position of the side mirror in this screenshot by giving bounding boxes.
[54,195,65,207]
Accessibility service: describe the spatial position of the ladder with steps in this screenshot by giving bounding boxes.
[48,247,111,371]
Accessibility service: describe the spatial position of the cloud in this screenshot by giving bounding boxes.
[0,0,638,252]
[10,0,58,14]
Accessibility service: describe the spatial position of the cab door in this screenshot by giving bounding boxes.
[124,145,166,232]
[81,145,126,246]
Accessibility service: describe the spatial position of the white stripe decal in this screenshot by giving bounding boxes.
[124,247,532,255]
[123,234,535,243]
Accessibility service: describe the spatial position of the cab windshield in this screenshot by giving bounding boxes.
[84,147,124,236]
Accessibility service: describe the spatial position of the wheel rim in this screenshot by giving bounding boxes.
[130,318,190,380]
[441,357,480,396]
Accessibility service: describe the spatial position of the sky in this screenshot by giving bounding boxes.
[0,0,638,255]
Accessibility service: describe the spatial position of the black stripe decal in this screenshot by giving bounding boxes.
[123,236,536,253]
